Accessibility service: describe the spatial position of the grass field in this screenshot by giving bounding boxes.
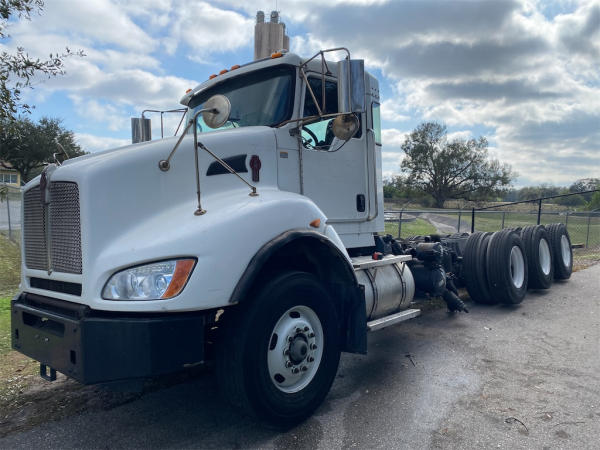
[384,217,437,238]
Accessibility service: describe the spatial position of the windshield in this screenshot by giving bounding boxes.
[188,65,295,134]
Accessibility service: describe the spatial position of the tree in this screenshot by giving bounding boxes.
[400,122,514,208]
[0,117,86,182]
[1,0,83,122]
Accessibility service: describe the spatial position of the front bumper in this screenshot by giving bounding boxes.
[11,293,208,384]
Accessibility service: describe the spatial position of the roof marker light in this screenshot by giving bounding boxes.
[271,52,283,58]
[185,88,192,94]
[219,69,228,75]
[309,219,321,228]
[230,64,240,70]
[209,74,217,79]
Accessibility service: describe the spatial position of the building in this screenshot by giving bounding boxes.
[0,161,21,186]
[254,10,290,60]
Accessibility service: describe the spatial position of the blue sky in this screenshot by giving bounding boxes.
[2,0,599,187]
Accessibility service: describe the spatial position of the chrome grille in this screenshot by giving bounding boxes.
[49,182,82,274]
[23,186,47,271]
[23,182,82,274]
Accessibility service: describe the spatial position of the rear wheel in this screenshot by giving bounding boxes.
[464,232,497,304]
[521,225,553,289]
[547,223,572,280]
[216,271,341,427]
[486,229,528,305]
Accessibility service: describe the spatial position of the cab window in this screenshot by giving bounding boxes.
[301,77,338,150]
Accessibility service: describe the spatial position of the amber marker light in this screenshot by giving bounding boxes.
[230,64,240,70]
[161,259,196,299]
[185,88,192,94]
[271,51,283,58]
[310,219,321,228]
[209,74,217,79]
[219,69,228,75]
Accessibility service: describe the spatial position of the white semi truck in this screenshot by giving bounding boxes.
[11,48,573,426]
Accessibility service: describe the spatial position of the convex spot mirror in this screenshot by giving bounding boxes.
[332,113,359,141]
[202,94,231,129]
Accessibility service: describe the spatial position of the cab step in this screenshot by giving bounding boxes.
[367,308,421,332]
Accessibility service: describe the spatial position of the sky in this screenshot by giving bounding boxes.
[2,0,599,187]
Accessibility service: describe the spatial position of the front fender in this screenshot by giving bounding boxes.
[88,188,343,312]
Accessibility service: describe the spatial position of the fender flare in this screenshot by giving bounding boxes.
[229,229,367,354]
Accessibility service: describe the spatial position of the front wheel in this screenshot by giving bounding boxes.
[216,271,341,427]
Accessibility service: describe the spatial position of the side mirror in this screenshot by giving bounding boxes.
[332,113,359,141]
[201,94,231,129]
[131,117,151,143]
[337,59,365,114]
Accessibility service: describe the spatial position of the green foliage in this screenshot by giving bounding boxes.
[0,116,86,182]
[400,122,514,208]
[1,0,83,121]
[587,191,600,211]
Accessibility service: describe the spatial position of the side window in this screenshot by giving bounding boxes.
[372,102,382,145]
[302,78,338,150]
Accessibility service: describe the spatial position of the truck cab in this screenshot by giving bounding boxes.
[11,49,418,426]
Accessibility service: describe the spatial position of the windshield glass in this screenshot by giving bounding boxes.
[188,65,295,134]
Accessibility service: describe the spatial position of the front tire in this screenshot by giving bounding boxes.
[216,271,341,427]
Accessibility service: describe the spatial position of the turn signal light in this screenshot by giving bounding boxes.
[310,219,321,228]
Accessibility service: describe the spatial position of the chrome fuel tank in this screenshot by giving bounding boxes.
[354,256,415,321]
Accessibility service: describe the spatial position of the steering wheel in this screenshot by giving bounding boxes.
[302,127,320,147]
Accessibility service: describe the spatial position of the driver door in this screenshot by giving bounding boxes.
[300,76,370,222]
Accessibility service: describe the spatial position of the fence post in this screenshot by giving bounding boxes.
[586,214,591,248]
[501,211,505,229]
[457,209,462,233]
[537,199,542,225]
[471,208,475,233]
[565,211,569,228]
[397,210,403,238]
[6,193,12,242]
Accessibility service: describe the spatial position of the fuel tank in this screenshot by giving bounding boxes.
[355,261,415,321]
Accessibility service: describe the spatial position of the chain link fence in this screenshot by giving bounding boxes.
[384,198,600,270]
[0,185,21,295]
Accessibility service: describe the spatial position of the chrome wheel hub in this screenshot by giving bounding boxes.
[561,235,571,267]
[539,238,551,275]
[267,305,323,393]
[509,245,525,289]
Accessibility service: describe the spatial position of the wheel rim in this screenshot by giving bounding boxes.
[267,305,324,394]
[560,234,571,267]
[538,238,551,275]
[509,245,525,289]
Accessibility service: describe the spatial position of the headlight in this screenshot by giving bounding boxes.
[102,259,196,301]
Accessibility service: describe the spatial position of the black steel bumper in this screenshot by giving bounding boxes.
[11,293,208,384]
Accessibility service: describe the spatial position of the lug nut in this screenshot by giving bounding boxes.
[310,343,317,350]
[304,326,309,332]
[309,332,315,338]
[284,348,290,355]
[292,367,300,374]
[288,336,293,342]
[285,361,293,368]
[301,366,308,372]
[308,356,314,362]
[295,327,302,334]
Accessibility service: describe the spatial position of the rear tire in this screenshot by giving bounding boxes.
[216,271,341,428]
[521,225,553,289]
[464,232,497,304]
[486,229,528,305]
[547,223,573,280]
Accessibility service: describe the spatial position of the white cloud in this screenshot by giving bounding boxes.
[76,133,130,152]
